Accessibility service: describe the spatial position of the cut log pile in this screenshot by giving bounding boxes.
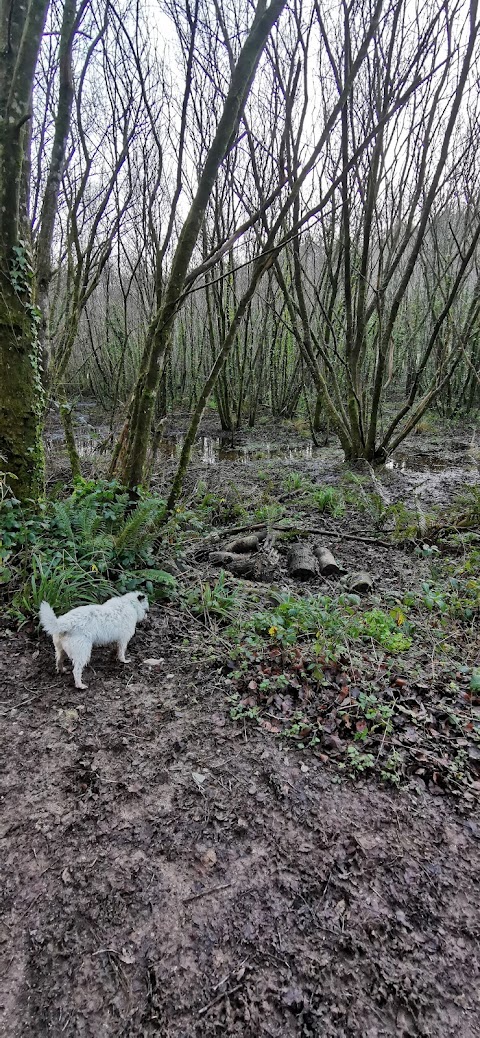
[209,531,281,582]
[208,531,374,593]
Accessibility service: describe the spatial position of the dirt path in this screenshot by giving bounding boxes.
[1,607,479,1038]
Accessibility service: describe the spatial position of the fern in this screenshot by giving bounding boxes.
[134,568,176,586]
[71,504,104,541]
[2,481,174,619]
[114,499,165,553]
[50,501,75,544]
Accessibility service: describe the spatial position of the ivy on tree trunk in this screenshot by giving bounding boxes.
[0,0,51,500]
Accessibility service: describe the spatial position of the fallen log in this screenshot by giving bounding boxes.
[209,550,278,581]
[313,544,342,576]
[223,533,262,553]
[347,570,374,594]
[287,543,318,580]
[209,551,257,577]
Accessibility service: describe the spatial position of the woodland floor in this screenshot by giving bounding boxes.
[1,413,480,1037]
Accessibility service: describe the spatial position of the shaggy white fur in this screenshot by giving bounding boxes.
[39,591,149,689]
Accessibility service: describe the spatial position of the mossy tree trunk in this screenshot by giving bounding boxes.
[0,0,51,500]
[0,279,45,499]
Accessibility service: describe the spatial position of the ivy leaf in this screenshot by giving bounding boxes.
[470,670,480,692]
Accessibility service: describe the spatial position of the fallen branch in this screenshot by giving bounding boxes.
[272,524,396,550]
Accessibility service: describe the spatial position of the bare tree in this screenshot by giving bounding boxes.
[289,0,480,460]
[111,0,288,489]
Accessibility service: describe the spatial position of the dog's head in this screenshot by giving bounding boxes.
[128,590,149,621]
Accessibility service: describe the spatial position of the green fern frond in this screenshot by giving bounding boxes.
[134,568,176,586]
[51,501,75,543]
[71,503,107,542]
[114,499,164,553]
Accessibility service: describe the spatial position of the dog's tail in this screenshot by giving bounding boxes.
[39,601,60,636]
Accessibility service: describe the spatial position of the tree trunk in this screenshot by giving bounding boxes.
[0,277,45,499]
[35,0,77,379]
[113,0,287,490]
[59,393,81,481]
[0,0,51,500]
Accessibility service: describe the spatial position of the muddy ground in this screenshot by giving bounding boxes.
[1,414,480,1037]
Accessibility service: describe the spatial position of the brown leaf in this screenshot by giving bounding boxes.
[260,719,281,733]
[200,848,217,869]
[323,733,345,753]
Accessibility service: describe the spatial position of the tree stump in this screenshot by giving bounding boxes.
[287,543,318,580]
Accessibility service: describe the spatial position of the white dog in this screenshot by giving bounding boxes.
[39,591,149,690]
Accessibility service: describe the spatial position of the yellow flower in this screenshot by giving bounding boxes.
[390,607,405,626]
[268,625,278,636]
[91,564,98,573]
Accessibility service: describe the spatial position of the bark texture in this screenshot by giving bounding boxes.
[0,278,45,499]
[0,0,51,499]
[287,544,318,580]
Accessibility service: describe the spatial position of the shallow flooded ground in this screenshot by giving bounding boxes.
[44,403,479,508]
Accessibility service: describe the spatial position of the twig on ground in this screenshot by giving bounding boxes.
[183,882,232,904]
[198,982,244,1017]
[211,958,249,993]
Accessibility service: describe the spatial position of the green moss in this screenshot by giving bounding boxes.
[0,268,45,502]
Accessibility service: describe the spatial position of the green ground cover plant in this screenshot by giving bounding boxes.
[0,478,176,621]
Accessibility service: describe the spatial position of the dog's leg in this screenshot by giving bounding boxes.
[54,638,67,673]
[69,637,91,690]
[72,662,88,690]
[116,637,132,664]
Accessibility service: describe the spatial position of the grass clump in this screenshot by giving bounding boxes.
[185,570,242,623]
[310,485,344,516]
[282,472,315,494]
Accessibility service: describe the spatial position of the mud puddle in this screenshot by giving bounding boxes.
[153,432,480,474]
[157,434,321,465]
[386,444,479,474]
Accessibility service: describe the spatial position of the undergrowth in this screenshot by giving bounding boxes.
[225,591,413,655]
[2,461,479,796]
[0,478,177,620]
